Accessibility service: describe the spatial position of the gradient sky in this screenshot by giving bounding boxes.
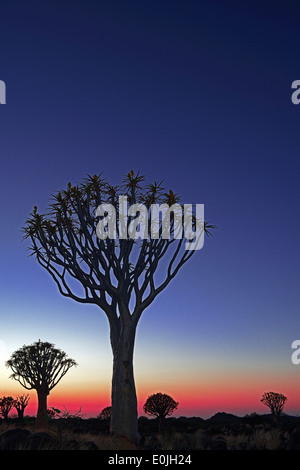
[0,0,300,419]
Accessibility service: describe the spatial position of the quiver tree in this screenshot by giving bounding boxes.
[0,396,15,421]
[6,340,77,425]
[22,171,215,445]
[99,406,112,421]
[14,394,30,420]
[143,393,179,433]
[261,391,287,423]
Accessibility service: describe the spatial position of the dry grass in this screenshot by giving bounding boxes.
[0,422,109,450]
[61,431,112,449]
[223,427,289,450]
[156,425,289,450]
[0,421,141,450]
[0,420,292,450]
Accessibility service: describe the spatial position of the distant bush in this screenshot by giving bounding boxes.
[98,406,111,421]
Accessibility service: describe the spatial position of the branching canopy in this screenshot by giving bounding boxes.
[22,171,215,333]
[260,391,287,417]
[14,394,30,411]
[99,405,112,420]
[0,396,15,418]
[6,340,77,393]
[143,392,179,419]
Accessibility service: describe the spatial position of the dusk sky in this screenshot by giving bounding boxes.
[0,0,300,419]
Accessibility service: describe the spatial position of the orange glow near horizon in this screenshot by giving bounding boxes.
[3,360,300,420]
[16,373,300,420]
[12,390,300,420]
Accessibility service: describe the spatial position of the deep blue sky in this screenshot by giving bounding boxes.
[0,0,300,416]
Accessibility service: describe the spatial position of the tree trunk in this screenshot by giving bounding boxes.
[158,416,165,434]
[110,321,139,447]
[36,388,49,426]
[17,408,24,420]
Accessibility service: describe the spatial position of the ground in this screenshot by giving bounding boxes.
[1,412,300,450]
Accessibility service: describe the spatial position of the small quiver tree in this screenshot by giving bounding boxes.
[98,405,111,433]
[143,392,178,433]
[99,406,112,421]
[0,396,15,422]
[261,391,287,424]
[14,394,30,420]
[6,340,77,426]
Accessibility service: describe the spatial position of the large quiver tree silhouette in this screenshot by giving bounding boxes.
[22,171,214,444]
[6,340,77,425]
